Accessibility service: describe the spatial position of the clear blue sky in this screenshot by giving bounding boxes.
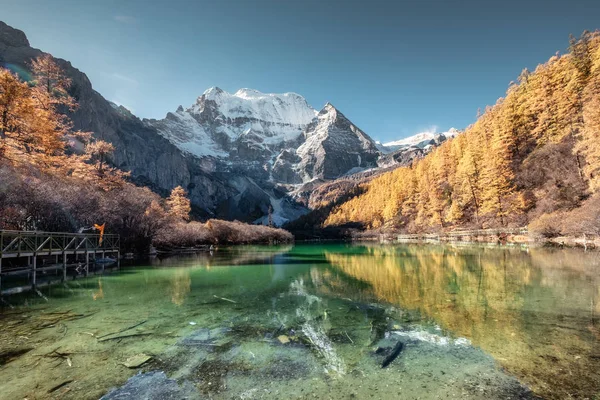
[1,0,599,142]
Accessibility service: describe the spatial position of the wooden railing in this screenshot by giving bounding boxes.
[0,230,120,296]
[0,230,119,257]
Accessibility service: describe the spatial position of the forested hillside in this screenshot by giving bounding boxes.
[324,32,600,237]
[0,55,292,251]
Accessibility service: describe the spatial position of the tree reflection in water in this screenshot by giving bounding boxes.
[317,244,600,399]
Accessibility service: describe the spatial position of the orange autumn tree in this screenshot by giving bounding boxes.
[166,186,192,221]
[0,54,92,165]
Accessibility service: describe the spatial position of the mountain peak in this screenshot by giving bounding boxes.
[202,86,224,97]
[189,87,317,128]
[318,102,338,119]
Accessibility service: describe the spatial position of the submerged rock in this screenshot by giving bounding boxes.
[381,341,404,368]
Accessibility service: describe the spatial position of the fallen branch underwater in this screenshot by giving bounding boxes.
[96,320,148,339]
[97,332,153,342]
[48,379,74,393]
[213,295,237,303]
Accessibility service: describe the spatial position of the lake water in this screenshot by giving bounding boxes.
[0,243,598,399]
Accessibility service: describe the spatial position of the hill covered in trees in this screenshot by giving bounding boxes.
[0,55,292,251]
[321,32,600,238]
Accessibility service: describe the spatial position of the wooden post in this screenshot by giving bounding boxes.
[62,251,67,281]
[0,256,3,293]
[32,253,37,289]
[85,251,89,277]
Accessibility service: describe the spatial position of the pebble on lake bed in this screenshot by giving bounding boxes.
[277,335,290,344]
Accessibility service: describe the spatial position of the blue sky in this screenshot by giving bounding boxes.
[1,0,599,142]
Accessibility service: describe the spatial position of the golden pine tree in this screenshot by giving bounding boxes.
[166,186,191,221]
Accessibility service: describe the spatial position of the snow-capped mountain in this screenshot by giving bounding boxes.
[146,88,382,185]
[145,87,386,225]
[381,128,460,153]
[145,87,317,160]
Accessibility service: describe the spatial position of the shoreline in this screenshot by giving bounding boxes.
[349,231,599,249]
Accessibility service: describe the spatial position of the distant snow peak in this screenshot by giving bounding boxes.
[382,127,461,152]
[445,127,460,138]
[384,127,437,148]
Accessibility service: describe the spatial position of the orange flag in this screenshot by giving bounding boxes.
[94,223,105,245]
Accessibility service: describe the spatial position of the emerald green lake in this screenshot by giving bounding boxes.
[0,243,599,399]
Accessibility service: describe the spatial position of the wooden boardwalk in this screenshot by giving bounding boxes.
[0,230,120,296]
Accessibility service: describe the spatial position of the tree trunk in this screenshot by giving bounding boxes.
[498,196,505,227]
[467,176,480,227]
[98,153,104,175]
[1,109,8,139]
[575,151,585,183]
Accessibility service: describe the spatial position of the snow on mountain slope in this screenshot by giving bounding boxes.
[148,108,228,157]
[197,87,317,128]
